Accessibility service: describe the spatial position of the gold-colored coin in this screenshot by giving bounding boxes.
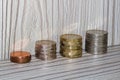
[61,50,82,58]
[60,34,82,58]
[60,41,82,46]
[60,34,82,42]
[60,45,82,50]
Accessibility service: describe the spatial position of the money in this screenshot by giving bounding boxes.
[85,30,108,54]
[10,51,31,64]
[60,34,82,58]
[35,40,56,60]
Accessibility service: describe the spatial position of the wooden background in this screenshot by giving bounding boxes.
[0,0,120,60]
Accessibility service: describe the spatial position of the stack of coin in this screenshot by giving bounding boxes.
[35,40,56,60]
[85,30,108,54]
[10,51,31,64]
[60,34,82,58]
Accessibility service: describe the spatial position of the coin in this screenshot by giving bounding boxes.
[61,50,82,58]
[60,34,82,42]
[35,52,56,60]
[35,40,56,60]
[60,34,82,58]
[36,40,56,48]
[10,51,31,63]
[60,41,82,46]
[60,45,82,50]
[85,30,108,54]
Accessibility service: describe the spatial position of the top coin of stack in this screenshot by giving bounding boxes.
[60,34,82,58]
[85,30,108,54]
[35,40,56,60]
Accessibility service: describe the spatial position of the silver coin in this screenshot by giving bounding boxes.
[35,40,56,60]
[85,30,108,54]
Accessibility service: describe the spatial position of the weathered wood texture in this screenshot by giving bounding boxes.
[0,46,120,80]
[0,0,120,60]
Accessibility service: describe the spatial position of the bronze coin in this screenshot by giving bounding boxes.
[10,51,31,64]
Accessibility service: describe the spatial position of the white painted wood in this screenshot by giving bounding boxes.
[0,0,120,60]
[0,46,120,80]
[0,0,2,60]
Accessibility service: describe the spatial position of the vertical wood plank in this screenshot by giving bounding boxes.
[0,0,3,60]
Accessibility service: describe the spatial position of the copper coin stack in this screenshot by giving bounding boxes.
[85,30,108,54]
[10,51,31,64]
[35,40,56,60]
[60,34,82,58]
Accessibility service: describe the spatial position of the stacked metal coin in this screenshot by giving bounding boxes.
[10,51,31,64]
[60,34,82,58]
[85,30,108,54]
[35,40,56,60]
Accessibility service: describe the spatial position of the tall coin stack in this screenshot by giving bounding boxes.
[35,40,56,60]
[85,30,108,54]
[60,34,82,58]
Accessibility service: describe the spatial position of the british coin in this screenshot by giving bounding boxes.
[60,41,82,46]
[85,30,108,54]
[10,51,31,64]
[35,52,56,60]
[86,30,108,36]
[35,40,56,60]
[35,45,56,50]
[60,34,82,58]
[36,40,56,48]
[60,34,82,42]
[61,50,82,58]
[60,45,82,50]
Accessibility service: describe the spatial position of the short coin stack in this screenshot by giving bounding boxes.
[35,40,56,60]
[10,51,31,64]
[60,34,82,58]
[85,30,108,54]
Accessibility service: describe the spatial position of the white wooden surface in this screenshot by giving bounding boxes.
[0,0,120,60]
[0,46,120,80]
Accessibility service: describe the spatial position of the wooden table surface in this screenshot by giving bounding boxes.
[0,46,120,80]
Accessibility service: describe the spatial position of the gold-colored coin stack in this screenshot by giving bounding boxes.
[60,34,82,58]
[35,40,56,60]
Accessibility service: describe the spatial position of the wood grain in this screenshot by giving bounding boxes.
[0,46,120,80]
[0,0,120,60]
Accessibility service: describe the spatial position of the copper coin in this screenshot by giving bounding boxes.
[10,51,31,63]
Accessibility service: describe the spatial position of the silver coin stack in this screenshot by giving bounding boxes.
[35,40,56,60]
[85,30,108,54]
